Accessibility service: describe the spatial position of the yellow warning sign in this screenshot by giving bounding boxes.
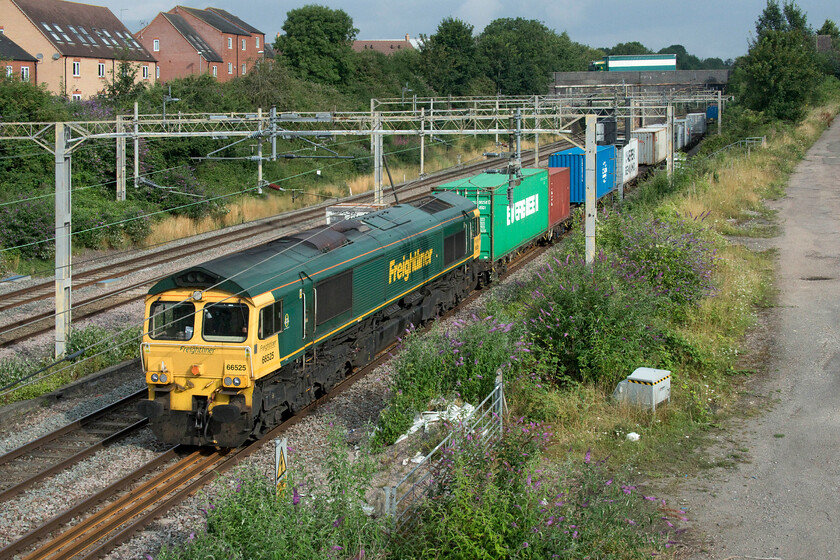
[275,437,288,495]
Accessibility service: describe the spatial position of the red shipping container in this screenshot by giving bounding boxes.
[548,167,570,227]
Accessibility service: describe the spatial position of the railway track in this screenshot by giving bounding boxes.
[0,220,557,560]
[0,142,570,349]
[0,390,147,503]
[0,322,402,560]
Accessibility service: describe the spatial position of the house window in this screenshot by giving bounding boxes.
[255,36,260,49]
[227,37,232,49]
[5,66,12,77]
[21,66,30,81]
[228,62,232,74]
[241,38,246,50]
[72,61,80,77]
[153,39,159,52]
[241,63,246,75]
[98,62,105,78]
[212,65,217,77]
[142,65,149,79]
[156,66,160,79]
[72,93,81,101]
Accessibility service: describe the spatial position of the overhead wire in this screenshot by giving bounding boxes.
[0,138,447,256]
[0,194,451,397]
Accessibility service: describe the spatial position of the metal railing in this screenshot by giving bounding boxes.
[382,373,506,531]
[704,136,766,160]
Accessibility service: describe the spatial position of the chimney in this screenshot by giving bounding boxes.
[405,33,410,42]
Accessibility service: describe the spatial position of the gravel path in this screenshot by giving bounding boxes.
[664,118,840,558]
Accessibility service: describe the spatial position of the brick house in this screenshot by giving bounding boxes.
[0,0,157,99]
[0,32,38,84]
[353,34,417,55]
[135,12,223,82]
[136,6,265,83]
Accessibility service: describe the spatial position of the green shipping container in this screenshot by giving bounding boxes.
[434,169,549,262]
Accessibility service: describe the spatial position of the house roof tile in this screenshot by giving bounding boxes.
[0,33,38,62]
[12,0,156,62]
[162,13,223,63]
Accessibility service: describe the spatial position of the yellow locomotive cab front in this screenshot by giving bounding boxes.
[139,290,258,446]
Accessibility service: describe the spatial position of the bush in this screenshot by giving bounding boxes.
[374,315,523,446]
[0,198,55,260]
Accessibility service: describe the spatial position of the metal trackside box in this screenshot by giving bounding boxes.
[613,367,671,412]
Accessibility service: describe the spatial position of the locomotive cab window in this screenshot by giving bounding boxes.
[259,301,284,339]
[203,302,249,343]
[444,229,467,265]
[316,270,353,326]
[149,301,195,341]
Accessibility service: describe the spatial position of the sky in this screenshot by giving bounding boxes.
[99,0,837,61]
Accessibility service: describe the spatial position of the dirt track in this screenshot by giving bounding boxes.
[677,119,840,558]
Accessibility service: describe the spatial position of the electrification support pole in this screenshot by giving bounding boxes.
[666,104,674,177]
[533,96,540,167]
[116,116,126,201]
[495,96,500,145]
[54,123,72,358]
[257,108,263,194]
[515,108,522,170]
[373,111,383,205]
[420,107,425,176]
[584,114,596,265]
[133,102,139,189]
[270,106,277,161]
[717,90,722,135]
[624,97,632,144]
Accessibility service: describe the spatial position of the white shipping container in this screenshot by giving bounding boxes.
[631,125,668,165]
[616,138,639,186]
[686,113,706,139]
[674,119,686,150]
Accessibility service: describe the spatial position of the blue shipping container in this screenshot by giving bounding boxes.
[706,105,718,120]
[548,145,616,204]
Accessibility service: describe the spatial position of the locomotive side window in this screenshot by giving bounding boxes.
[315,270,353,326]
[444,229,467,265]
[149,301,195,341]
[259,300,284,339]
[203,302,249,343]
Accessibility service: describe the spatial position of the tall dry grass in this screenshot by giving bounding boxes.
[142,138,546,246]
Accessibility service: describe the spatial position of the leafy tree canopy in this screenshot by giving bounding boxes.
[738,1,821,120]
[818,19,839,40]
[755,0,811,38]
[602,41,652,56]
[419,17,481,96]
[275,5,358,86]
[477,18,563,95]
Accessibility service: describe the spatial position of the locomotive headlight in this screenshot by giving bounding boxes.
[224,376,233,386]
[151,373,159,382]
[159,373,168,384]
[233,377,241,387]
[192,290,203,301]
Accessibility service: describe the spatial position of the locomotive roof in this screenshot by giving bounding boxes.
[147,191,475,300]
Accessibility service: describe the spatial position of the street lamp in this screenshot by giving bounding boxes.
[163,85,179,121]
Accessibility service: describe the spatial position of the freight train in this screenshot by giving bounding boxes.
[139,120,707,447]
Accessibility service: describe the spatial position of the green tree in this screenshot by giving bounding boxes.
[274,5,358,86]
[658,44,702,69]
[603,41,652,56]
[476,18,563,95]
[420,17,481,96]
[738,1,821,120]
[98,50,147,111]
[818,19,840,40]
